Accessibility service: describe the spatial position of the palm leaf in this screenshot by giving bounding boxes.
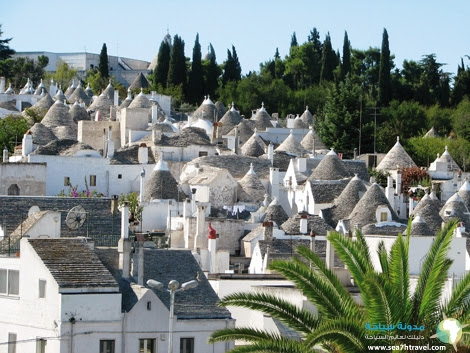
[219,292,319,334]
[209,327,281,343]
[377,241,389,277]
[388,232,410,319]
[269,259,348,319]
[305,319,368,353]
[222,339,312,353]
[361,272,397,326]
[410,220,457,323]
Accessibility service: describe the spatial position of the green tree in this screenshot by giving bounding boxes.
[187,33,204,104]
[4,56,49,90]
[378,28,392,106]
[0,115,29,153]
[341,31,351,80]
[210,221,470,352]
[222,45,242,87]
[152,40,171,90]
[320,33,337,83]
[167,35,187,89]
[98,43,109,79]
[46,60,77,89]
[0,25,14,60]
[318,77,373,155]
[290,32,298,50]
[203,43,220,99]
[452,97,470,140]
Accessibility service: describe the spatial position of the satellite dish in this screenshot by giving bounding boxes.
[28,206,41,217]
[66,206,87,230]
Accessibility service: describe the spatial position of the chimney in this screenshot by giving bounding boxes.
[16,100,22,112]
[138,143,149,164]
[234,127,239,154]
[396,170,402,194]
[262,221,273,241]
[385,175,394,202]
[102,129,107,157]
[114,89,119,107]
[312,137,316,157]
[216,122,222,140]
[309,230,316,269]
[297,157,307,173]
[137,235,144,285]
[353,148,358,159]
[21,132,33,157]
[2,148,8,163]
[211,122,217,143]
[267,142,274,165]
[107,126,115,158]
[299,213,308,234]
[194,205,206,250]
[183,198,190,219]
[191,188,197,214]
[325,231,335,270]
[269,168,280,199]
[151,105,159,124]
[0,77,5,93]
[111,195,119,215]
[139,168,146,203]
[118,202,131,279]
[208,223,217,273]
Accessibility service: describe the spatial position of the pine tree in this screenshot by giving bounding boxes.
[290,32,298,48]
[98,43,109,79]
[0,25,15,60]
[378,28,392,106]
[167,35,187,89]
[320,33,336,83]
[187,33,204,104]
[203,43,220,99]
[274,48,280,60]
[341,31,351,80]
[153,40,171,89]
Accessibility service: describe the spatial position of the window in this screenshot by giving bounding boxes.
[380,212,388,222]
[139,338,156,353]
[90,175,96,187]
[64,177,70,186]
[0,269,19,296]
[180,338,194,353]
[198,151,208,157]
[39,279,46,299]
[7,184,19,196]
[117,174,122,179]
[146,301,151,310]
[36,338,46,353]
[100,340,115,353]
[8,333,16,353]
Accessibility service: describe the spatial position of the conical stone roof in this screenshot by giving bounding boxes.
[64,80,77,98]
[237,164,267,203]
[251,103,273,130]
[293,116,308,129]
[423,126,439,138]
[301,128,327,152]
[376,137,416,171]
[31,93,54,112]
[30,123,57,146]
[227,119,256,145]
[348,183,400,231]
[52,125,77,141]
[439,193,470,228]
[129,73,150,90]
[263,197,289,226]
[241,131,266,157]
[214,101,226,120]
[129,90,152,109]
[300,106,313,125]
[70,102,90,123]
[120,90,133,109]
[144,160,179,202]
[68,82,90,104]
[411,194,443,234]
[410,215,434,236]
[436,146,460,171]
[41,100,75,129]
[85,84,93,99]
[88,93,113,119]
[54,88,66,102]
[275,131,307,156]
[458,181,470,211]
[102,81,114,100]
[218,104,243,135]
[309,149,351,181]
[192,96,217,121]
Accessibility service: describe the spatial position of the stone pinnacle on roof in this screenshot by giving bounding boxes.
[376,136,416,171]
[309,148,351,181]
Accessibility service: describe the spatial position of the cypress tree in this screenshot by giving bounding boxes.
[290,32,298,48]
[222,49,234,87]
[167,35,187,89]
[153,40,171,89]
[203,43,220,99]
[98,43,109,79]
[378,28,392,106]
[320,33,336,83]
[232,45,242,81]
[274,48,280,60]
[188,33,204,104]
[341,31,351,79]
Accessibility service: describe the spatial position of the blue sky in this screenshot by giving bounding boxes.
[1,1,469,76]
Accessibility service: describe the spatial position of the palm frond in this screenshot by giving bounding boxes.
[377,241,389,277]
[388,233,410,319]
[355,227,373,267]
[410,220,457,323]
[327,232,374,287]
[208,327,281,343]
[223,339,312,353]
[219,292,319,334]
[361,272,398,326]
[305,319,367,353]
[269,259,349,319]
[443,271,470,319]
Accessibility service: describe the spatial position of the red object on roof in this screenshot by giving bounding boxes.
[208,222,217,239]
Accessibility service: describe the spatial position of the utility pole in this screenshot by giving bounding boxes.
[369,107,381,155]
